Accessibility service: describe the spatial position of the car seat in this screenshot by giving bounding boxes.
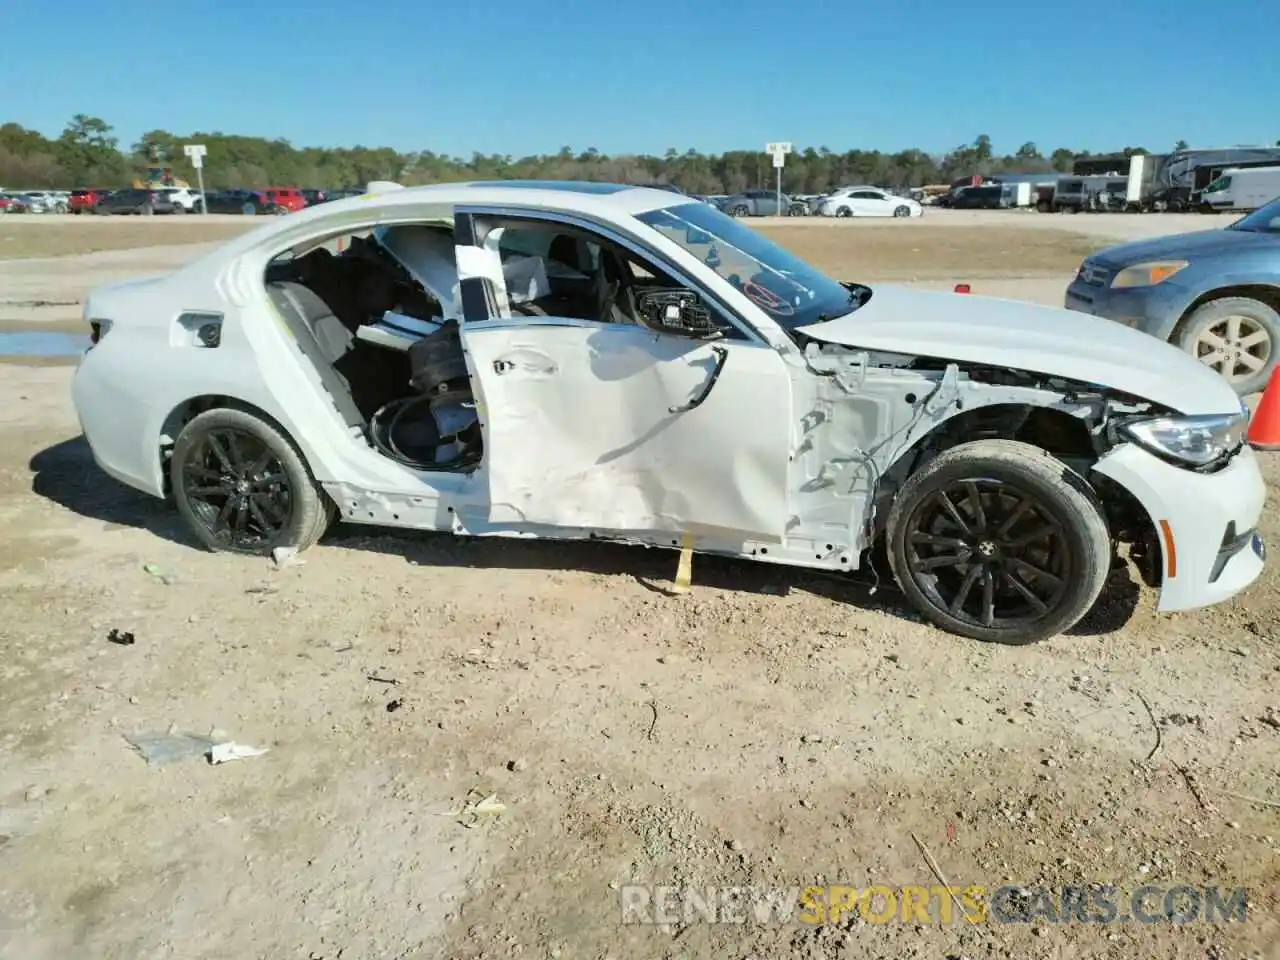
[266,281,368,428]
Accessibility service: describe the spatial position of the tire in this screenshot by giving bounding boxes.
[171,407,334,556]
[242,203,256,215]
[893,205,910,218]
[835,206,852,218]
[789,203,807,217]
[732,204,749,217]
[1175,296,1280,396]
[885,439,1111,645]
[173,203,186,215]
[143,204,154,216]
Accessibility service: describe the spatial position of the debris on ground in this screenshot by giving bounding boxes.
[142,562,176,585]
[386,698,403,713]
[124,731,218,765]
[124,730,269,766]
[209,742,270,765]
[438,789,507,827]
[272,546,304,569]
[107,628,136,646]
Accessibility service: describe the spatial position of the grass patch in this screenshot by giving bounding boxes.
[757,225,1104,281]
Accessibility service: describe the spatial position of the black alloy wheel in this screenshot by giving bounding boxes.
[181,428,293,551]
[903,479,1069,629]
[885,439,1111,644]
[170,407,333,555]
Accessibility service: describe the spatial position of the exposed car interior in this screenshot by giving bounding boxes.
[261,220,684,472]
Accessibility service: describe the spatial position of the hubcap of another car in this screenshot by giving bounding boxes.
[904,479,1070,629]
[182,428,292,549]
[1193,315,1271,382]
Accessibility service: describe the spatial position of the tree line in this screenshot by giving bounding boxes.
[0,115,1184,195]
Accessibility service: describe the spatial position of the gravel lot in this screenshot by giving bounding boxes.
[0,209,1276,960]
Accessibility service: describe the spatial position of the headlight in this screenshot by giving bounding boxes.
[1120,412,1247,466]
[1110,260,1189,289]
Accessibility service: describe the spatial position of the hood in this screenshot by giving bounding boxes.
[1092,227,1272,265]
[794,285,1242,415]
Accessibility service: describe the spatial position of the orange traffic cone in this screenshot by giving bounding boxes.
[1246,366,1280,450]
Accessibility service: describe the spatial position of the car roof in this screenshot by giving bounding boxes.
[189,180,703,272]
[351,180,696,217]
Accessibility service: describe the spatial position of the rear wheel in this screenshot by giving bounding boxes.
[170,407,333,556]
[242,203,257,216]
[732,204,749,217]
[173,203,186,215]
[885,439,1111,644]
[1177,296,1280,395]
[835,206,852,218]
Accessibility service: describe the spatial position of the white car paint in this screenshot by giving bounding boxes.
[818,187,922,218]
[796,285,1242,416]
[71,180,1264,630]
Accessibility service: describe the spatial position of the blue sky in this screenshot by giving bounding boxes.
[4,0,1278,158]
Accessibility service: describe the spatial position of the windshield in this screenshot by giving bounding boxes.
[1230,198,1280,233]
[636,202,855,329]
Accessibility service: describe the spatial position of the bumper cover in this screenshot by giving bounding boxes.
[1093,443,1266,612]
[1063,278,1190,341]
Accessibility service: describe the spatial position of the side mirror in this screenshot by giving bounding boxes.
[684,227,714,245]
[637,289,720,338]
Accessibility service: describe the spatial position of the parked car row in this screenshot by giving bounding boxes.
[2,185,369,216]
[709,185,924,219]
[0,190,71,213]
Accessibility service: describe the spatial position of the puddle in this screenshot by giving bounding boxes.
[0,330,88,359]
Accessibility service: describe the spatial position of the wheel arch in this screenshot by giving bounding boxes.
[872,398,1160,577]
[1172,283,1280,338]
[872,401,1103,536]
[158,394,309,496]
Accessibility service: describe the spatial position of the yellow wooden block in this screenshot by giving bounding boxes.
[672,531,693,593]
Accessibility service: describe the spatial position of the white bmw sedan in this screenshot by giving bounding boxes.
[71,180,1264,644]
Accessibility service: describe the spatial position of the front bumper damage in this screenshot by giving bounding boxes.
[1093,443,1266,612]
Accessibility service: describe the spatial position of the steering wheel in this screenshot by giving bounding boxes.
[741,277,796,316]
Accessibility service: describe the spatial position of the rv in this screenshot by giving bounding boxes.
[1200,166,1280,212]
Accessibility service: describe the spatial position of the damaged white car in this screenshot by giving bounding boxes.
[72,180,1266,644]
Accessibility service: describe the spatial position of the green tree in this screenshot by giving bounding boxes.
[55,114,126,186]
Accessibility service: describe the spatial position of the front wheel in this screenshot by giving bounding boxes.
[885,439,1111,644]
[834,206,852,218]
[242,203,257,215]
[1177,296,1280,395]
[893,205,911,218]
[170,407,333,556]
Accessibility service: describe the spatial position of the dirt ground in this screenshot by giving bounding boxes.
[1,211,1277,960]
